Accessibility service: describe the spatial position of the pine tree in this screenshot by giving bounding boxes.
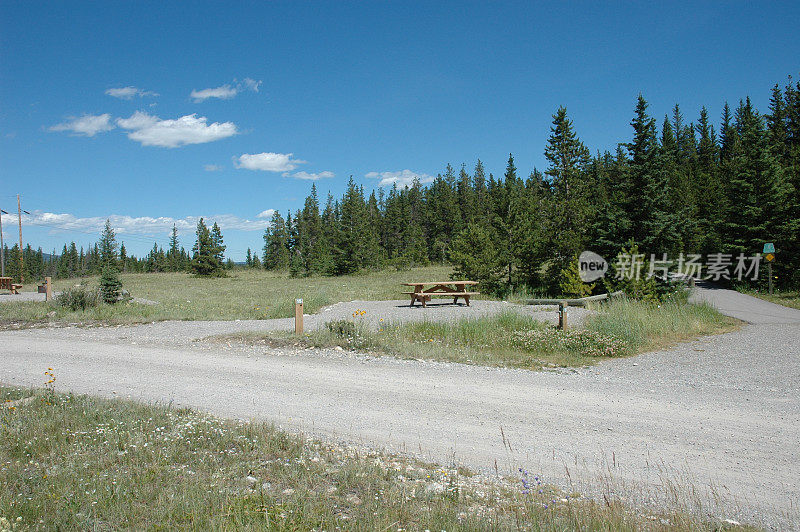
[627,95,680,254]
[211,223,226,267]
[448,223,504,295]
[119,243,127,272]
[263,211,290,270]
[559,257,594,297]
[99,220,118,266]
[98,219,123,303]
[99,263,123,303]
[694,107,724,255]
[168,223,181,272]
[543,107,592,278]
[190,218,224,277]
[335,178,379,274]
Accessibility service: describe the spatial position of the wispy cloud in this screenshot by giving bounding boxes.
[234,152,306,172]
[117,111,237,148]
[204,164,224,172]
[282,170,334,181]
[23,210,271,235]
[49,113,115,137]
[256,209,276,219]
[365,169,434,187]
[105,86,158,99]
[191,78,262,102]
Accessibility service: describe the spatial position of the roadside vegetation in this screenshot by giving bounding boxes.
[0,266,455,325]
[232,299,738,369]
[738,288,800,311]
[1,386,751,530]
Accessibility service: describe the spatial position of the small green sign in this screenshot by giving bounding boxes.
[763,243,775,254]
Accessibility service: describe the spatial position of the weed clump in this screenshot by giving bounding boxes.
[325,319,357,338]
[513,328,629,357]
[55,286,99,311]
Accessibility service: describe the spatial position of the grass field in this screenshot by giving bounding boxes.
[739,288,800,310]
[1,266,455,324]
[233,299,739,369]
[0,386,749,530]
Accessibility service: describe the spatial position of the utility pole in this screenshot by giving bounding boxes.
[0,207,6,277]
[18,195,24,283]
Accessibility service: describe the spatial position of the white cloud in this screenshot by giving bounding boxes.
[235,152,306,172]
[23,210,271,235]
[117,111,238,148]
[190,84,238,102]
[105,86,158,99]
[204,164,224,172]
[257,209,276,219]
[365,169,434,187]
[191,78,262,102]
[242,78,262,92]
[283,170,334,181]
[49,114,115,137]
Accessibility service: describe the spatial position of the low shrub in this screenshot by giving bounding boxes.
[325,319,357,338]
[513,328,629,357]
[55,286,99,311]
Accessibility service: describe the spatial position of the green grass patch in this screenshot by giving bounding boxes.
[738,288,800,310]
[0,387,747,530]
[1,387,33,403]
[250,299,739,369]
[585,298,740,354]
[1,266,456,325]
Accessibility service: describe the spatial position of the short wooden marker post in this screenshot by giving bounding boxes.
[294,298,303,335]
[558,301,568,330]
[45,276,52,302]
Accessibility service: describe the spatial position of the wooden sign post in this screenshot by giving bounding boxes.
[558,301,568,330]
[45,276,52,302]
[294,298,303,335]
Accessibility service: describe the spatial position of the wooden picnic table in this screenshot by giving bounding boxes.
[0,277,23,295]
[401,280,479,307]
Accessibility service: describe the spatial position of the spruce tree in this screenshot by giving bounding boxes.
[190,218,224,276]
[168,223,181,271]
[211,223,226,267]
[98,219,123,303]
[448,223,504,295]
[543,107,592,276]
[627,95,680,254]
[263,211,290,270]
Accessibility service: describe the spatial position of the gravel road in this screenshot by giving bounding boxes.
[1,289,798,529]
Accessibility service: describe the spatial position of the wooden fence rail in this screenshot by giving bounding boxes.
[524,291,624,307]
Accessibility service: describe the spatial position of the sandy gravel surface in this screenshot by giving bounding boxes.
[2,289,798,529]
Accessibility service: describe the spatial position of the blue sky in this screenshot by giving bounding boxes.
[1,1,799,260]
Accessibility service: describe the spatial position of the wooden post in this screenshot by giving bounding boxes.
[294,298,303,335]
[558,301,568,330]
[45,276,52,302]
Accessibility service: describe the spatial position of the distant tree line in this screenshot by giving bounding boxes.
[1,223,195,282]
[260,76,800,293]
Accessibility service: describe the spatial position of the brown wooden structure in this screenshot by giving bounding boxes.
[402,281,479,307]
[0,277,22,294]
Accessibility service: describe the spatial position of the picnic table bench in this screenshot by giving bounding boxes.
[402,281,479,307]
[0,277,23,295]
